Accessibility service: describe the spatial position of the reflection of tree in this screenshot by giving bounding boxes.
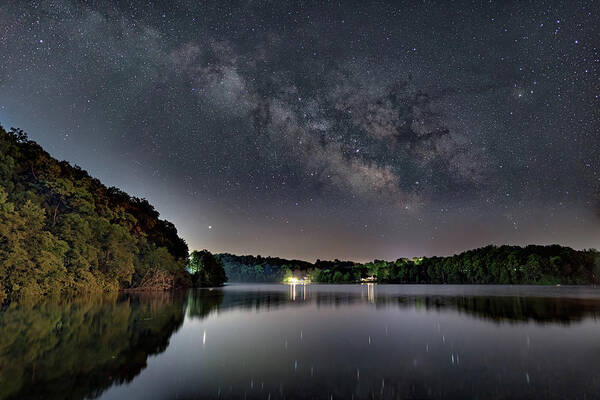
[186,289,224,319]
[373,294,600,325]
[191,287,600,326]
[0,292,186,400]
[186,288,295,320]
[450,295,600,324]
[3,287,599,399]
[217,290,291,312]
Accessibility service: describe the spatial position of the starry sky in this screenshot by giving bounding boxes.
[1,1,599,261]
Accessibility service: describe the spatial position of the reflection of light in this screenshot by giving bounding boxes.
[367,282,375,303]
[284,276,311,285]
[290,283,296,301]
[202,330,206,346]
[288,281,310,301]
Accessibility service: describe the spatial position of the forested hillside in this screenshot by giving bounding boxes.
[0,126,191,302]
[219,245,600,285]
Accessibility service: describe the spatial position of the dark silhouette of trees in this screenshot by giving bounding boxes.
[218,245,600,285]
[189,250,227,287]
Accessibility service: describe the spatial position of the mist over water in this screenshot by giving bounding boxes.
[2,284,600,400]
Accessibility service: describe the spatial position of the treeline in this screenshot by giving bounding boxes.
[218,245,600,285]
[0,125,191,302]
[217,253,346,282]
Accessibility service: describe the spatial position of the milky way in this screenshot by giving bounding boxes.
[0,1,598,260]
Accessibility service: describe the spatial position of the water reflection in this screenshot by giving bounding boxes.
[2,285,600,400]
[188,284,600,325]
[366,283,375,303]
[288,283,308,302]
[0,292,186,400]
[187,288,224,319]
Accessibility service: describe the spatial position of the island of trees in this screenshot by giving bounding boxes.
[0,126,225,304]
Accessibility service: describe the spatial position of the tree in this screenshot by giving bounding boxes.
[523,254,543,283]
[281,265,293,282]
[188,250,227,287]
[0,192,69,298]
[332,271,344,283]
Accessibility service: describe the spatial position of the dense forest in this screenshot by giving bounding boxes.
[0,125,192,302]
[219,244,600,285]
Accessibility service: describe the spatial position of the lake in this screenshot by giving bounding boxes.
[2,284,600,399]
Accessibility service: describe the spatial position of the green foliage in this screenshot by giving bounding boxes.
[217,245,600,285]
[0,125,191,302]
[188,250,227,287]
[281,265,294,282]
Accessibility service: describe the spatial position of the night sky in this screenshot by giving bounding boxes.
[1,1,598,261]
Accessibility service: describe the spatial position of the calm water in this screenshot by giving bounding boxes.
[2,284,600,400]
